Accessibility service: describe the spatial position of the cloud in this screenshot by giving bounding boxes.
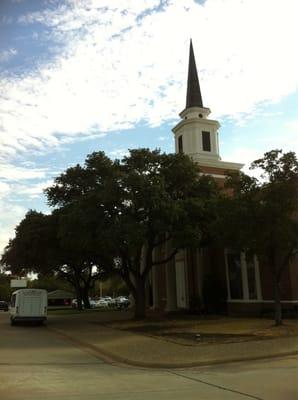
[222,128,298,176]
[0,164,47,181]
[0,15,13,25]
[0,182,11,199]
[16,179,54,199]
[0,0,296,163]
[109,148,130,159]
[0,48,17,63]
[285,120,298,132]
[223,146,262,173]
[0,177,53,254]
[0,199,26,255]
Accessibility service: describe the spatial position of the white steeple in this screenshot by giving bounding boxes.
[173,41,243,172]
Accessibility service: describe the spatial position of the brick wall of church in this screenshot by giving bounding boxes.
[259,261,293,301]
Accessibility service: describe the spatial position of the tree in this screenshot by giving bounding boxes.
[1,210,56,276]
[29,275,73,293]
[52,199,113,308]
[46,148,219,318]
[0,273,11,301]
[216,149,298,325]
[1,207,111,309]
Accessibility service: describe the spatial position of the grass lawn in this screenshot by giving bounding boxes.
[106,315,298,345]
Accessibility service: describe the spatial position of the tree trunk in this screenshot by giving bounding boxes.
[82,287,91,309]
[273,271,283,326]
[75,285,84,310]
[134,276,146,319]
[72,267,84,310]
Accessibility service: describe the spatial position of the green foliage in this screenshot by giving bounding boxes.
[28,275,73,292]
[219,150,298,260]
[0,273,11,301]
[94,275,129,297]
[216,149,298,325]
[1,148,219,317]
[1,210,55,276]
[45,148,219,317]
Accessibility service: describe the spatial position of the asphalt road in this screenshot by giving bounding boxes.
[0,312,297,400]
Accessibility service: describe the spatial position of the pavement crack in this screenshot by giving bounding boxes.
[168,370,264,400]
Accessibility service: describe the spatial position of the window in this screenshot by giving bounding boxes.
[225,250,261,301]
[202,131,211,151]
[246,253,258,299]
[226,253,243,299]
[178,135,183,153]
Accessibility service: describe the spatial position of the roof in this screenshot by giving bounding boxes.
[186,39,203,108]
[47,289,75,299]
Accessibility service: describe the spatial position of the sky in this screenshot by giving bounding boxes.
[0,0,298,256]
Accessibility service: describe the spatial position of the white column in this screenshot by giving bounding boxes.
[175,250,188,308]
[165,239,177,311]
[254,256,263,300]
[165,262,177,311]
[241,252,249,300]
[151,248,160,309]
[224,249,231,301]
[196,248,203,300]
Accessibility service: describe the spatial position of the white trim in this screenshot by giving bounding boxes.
[179,106,211,119]
[199,172,226,179]
[172,115,219,134]
[196,159,244,170]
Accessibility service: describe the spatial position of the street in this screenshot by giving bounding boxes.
[0,312,297,400]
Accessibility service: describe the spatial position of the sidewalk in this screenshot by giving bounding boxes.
[48,311,298,368]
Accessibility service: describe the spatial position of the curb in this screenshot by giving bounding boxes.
[48,326,298,369]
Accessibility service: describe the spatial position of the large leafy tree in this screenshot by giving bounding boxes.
[1,211,56,276]
[52,198,113,308]
[1,206,111,309]
[46,148,219,318]
[217,150,298,325]
[0,273,12,301]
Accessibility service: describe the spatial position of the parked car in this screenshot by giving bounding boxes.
[108,297,117,307]
[96,298,109,308]
[71,299,84,309]
[102,296,113,305]
[72,298,97,309]
[0,301,9,311]
[89,299,97,309]
[115,296,130,309]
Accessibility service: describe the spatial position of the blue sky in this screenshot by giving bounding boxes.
[0,0,298,254]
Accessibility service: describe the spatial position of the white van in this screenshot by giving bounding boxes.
[10,289,48,326]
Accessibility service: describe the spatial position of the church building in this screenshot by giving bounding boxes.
[149,41,298,316]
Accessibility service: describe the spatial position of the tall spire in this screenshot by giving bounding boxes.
[186,39,203,108]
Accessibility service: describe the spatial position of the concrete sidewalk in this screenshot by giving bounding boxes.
[48,311,298,368]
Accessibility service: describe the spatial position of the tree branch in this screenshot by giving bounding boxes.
[152,248,178,266]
